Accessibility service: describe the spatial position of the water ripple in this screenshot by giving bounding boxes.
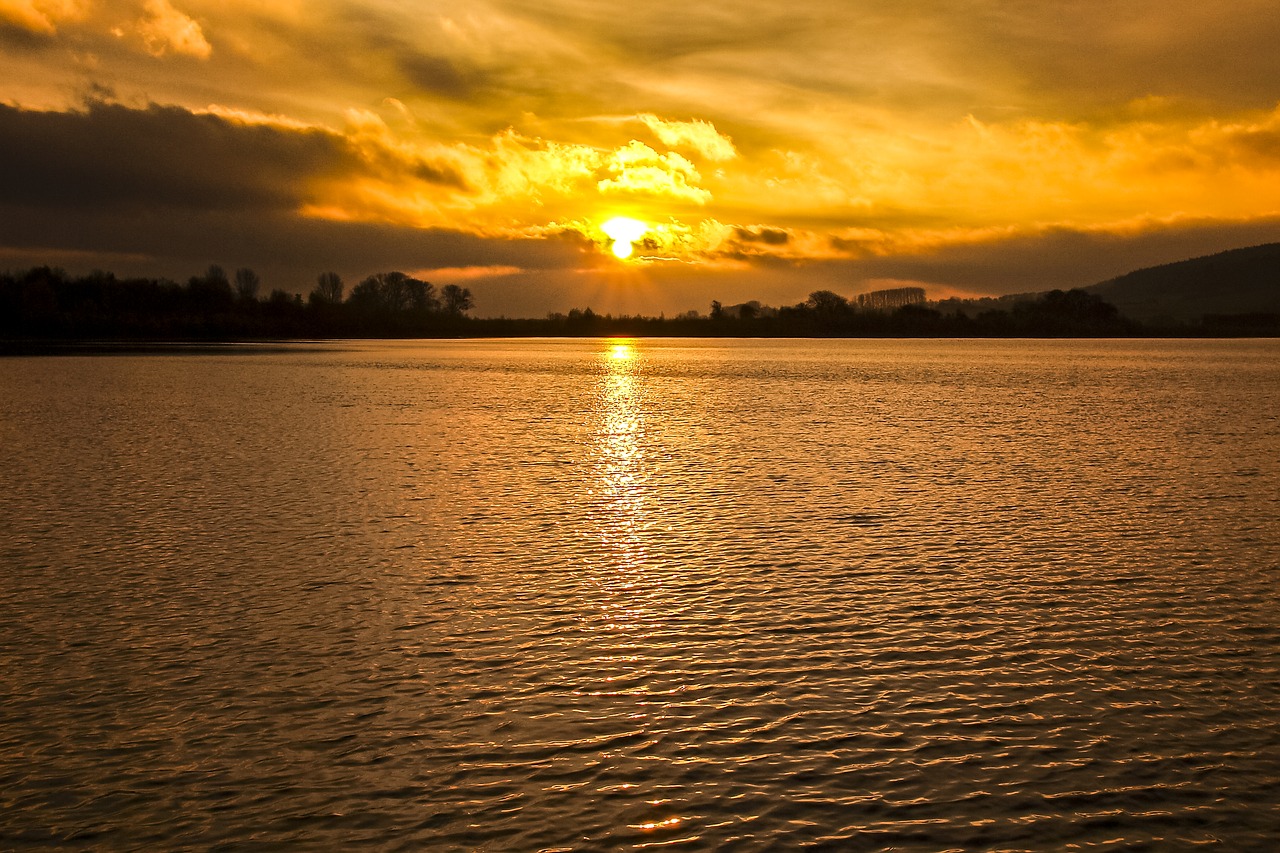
[2,339,1279,849]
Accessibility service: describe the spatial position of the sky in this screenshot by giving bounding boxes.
[4,0,1280,316]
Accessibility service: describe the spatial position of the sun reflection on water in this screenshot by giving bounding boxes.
[594,340,647,578]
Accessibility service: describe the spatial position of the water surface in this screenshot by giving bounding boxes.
[2,338,1279,849]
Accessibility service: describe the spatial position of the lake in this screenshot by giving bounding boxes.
[2,338,1279,850]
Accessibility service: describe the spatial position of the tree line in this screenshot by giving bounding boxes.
[508,288,1140,337]
[0,266,474,339]
[3,265,1272,341]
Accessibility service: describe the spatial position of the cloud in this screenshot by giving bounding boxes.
[639,114,737,161]
[338,108,471,190]
[596,140,710,204]
[465,128,602,203]
[0,0,83,35]
[0,97,725,266]
[321,122,724,227]
[137,0,211,58]
[398,53,473,98]
[408,265,523,283]
[0,101,344,210]
[733,225,791,245]
[0,96,730,243]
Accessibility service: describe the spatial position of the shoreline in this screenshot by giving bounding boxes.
[5,331,1279,357]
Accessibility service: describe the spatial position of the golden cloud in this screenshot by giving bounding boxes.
[280,95,1280,271]
[408,265,523,283]
[596,140,711,204]
[282,107,726,229]
[137,0,211,58]
[0,0,84,34]
[639,114,737,162]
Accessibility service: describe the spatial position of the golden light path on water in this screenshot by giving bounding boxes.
[595,340,647,578]
[591,340,686,836]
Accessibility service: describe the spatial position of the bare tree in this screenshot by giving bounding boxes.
[311,271,344,304]
[856,287,925,311]
[234,267,261,302]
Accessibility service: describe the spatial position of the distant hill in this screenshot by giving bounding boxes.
[1085,243,1280,324]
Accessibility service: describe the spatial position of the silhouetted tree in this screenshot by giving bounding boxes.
[234,267,261,302]
[565,306,601,330]
[405,276,439,313]
[348,271,436,315]
[857,286,926,311]
[349,271,400,313]
[311,271,344,304]
[1013,289,1124,334]
[806,290,850,315]
[187,264,234,311]
[267,288,301,307]
[441,284,474,316]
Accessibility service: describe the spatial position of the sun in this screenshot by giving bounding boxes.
[600,216,648,260]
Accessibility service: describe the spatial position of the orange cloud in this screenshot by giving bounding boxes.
[137,0,211,58]
[0,0,83,34]
[409,265,523,283]
[596,140,710,204]
[639,114,737,162]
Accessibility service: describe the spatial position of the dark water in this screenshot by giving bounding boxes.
[2,338,1279,850]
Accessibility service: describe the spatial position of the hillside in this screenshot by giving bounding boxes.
[1086,243,1280,323]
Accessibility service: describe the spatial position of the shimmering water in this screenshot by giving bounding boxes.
[2,338,1279,850]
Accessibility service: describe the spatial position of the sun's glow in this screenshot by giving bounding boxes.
[601,216,648,259]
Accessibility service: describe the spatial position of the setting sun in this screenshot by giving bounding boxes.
[600,217,648,260]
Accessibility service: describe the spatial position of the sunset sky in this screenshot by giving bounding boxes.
[4,0,1280,316]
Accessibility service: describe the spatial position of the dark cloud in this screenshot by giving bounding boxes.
[0,100,471,214]
[733,226,792,245]
[398,53,475,98]
[0,101,350,211]
[1227,128,1280,165]
[0,21,54,49]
